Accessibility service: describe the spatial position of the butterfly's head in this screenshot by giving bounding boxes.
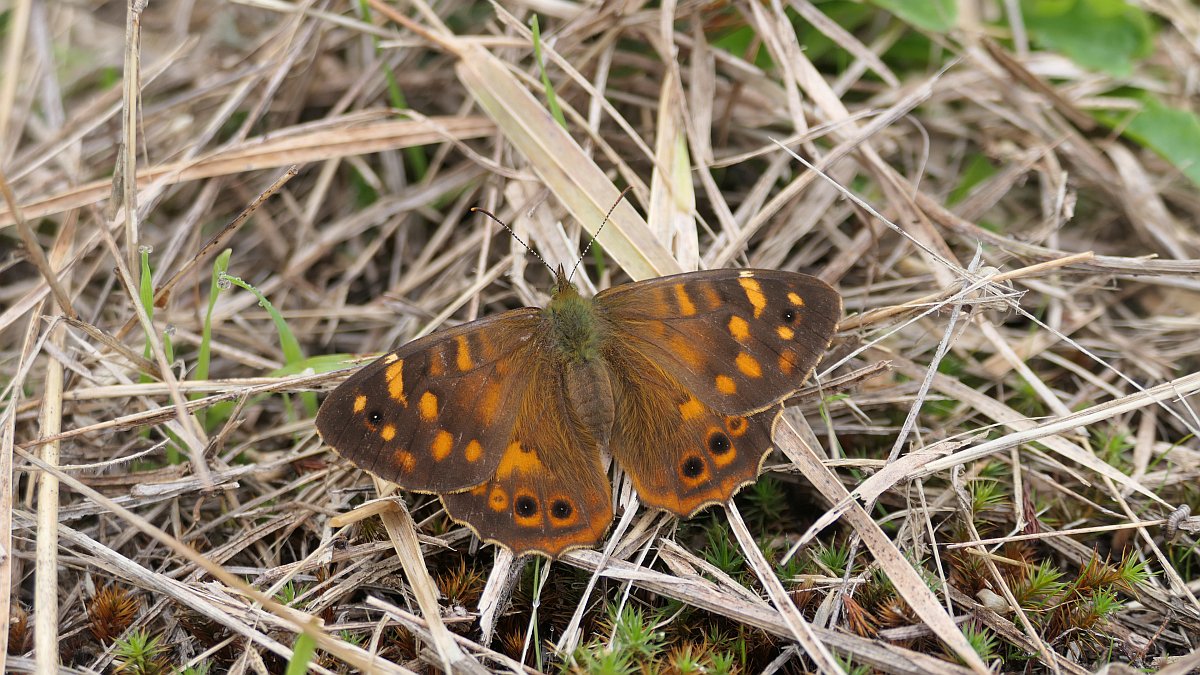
[552,263,572,295]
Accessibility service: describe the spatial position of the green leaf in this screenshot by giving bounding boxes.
[871,0,956,33]
[277,353,370,377]
[1114,94,1200,188]
[947,154,999,205]
[285,633,317,675]
[1021,0,1154,76]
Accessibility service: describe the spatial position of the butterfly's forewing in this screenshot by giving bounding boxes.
[440,355,613,557]
[315,310,541,493]
[604,342,779,516]
[595,270,841,414]
[597,269,840,515]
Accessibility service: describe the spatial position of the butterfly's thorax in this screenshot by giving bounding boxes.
[543,280,616,449]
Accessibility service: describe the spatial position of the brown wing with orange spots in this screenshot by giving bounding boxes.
[595,269,841,415]
[439,356,613,557]
[315,309,542,493]
[604,341,779,517]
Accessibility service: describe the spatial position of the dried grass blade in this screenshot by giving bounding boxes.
[726,503,843,675]
[33,212,79,673]
[377,494,481,672]
[455,43,680,280]
[649,71,699,270]
[0,117,494,227]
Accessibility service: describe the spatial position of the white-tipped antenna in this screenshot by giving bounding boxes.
[568,186,633,284]
[470,207,557,277]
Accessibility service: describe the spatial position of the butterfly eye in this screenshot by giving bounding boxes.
[708,431,731,455]
[782,308,797,324]
[514,495,539,517]
[550,499,573,520]
[681,455,705,478]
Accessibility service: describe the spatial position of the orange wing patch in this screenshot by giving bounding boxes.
[674,284,697,316]
[735,352,762,378]
[488,486,508,511]
[715,374,737,395]
[479,383,502,426]
[431,430,453,461]
[668,334,702,368]
[727,315,750,342]
[679,396,705,420]
[385,360,407,405]
[495,442,542,478]
[393,449,416,473]
[419,391,438,421]
[725,415,748,437]
[455,335,474,371]
[739,277,766,318]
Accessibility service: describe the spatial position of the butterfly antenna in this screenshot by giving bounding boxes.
[470,207,557,278]
[569,185,633,283]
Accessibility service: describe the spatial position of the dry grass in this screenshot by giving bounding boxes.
[3,1,1200,673]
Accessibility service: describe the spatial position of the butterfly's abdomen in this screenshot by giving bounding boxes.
[563,360,615,450]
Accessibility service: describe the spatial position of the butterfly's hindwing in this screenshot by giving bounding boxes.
[440,355,613,557]
[315,309,541,493]
[606,343,777,516]
[595,269,841,414]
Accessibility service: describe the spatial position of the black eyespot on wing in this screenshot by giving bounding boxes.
[551,499,573,520]
[681,456,704,478]
[708,431,731,455]
[515,495,538,517]
[782,308,797,324]
[368,410,384,424]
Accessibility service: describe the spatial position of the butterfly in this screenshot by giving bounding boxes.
[316,266,841,557]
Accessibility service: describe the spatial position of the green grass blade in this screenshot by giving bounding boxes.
[531,15,567,129]
[220,273,317,416]
[194,249,232,428]
[357,0,428,179]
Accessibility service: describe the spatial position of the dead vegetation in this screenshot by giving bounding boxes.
[2,1,1200,673]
